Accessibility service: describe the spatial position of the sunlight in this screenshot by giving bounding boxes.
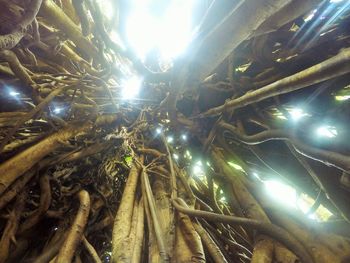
[6,87,21,102]
[335,95,350,101]
[297,194,313,213]
[252,172,262,181]
[316,126,338,138]
[9,91,20,97]
[192,160,205,177]
[330,0,344,3]
[126,0,196,61]
[304,9,317,22]
[228,161,245,172]
[297,193,334,221]
[219,190,227,202]
[272,106,310,121]
[184,150,192,160]
[96,0,114,20]
[292,0,350,52]
[288,108,309,121]
[121,76,142,99]
[53,107,63,114]
[264,180,297,207]
[109,30,126,51]
[276,113,288,120]
[263,179,334,221]
[156,127,162,134]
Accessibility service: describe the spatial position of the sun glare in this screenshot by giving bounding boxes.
[122,76,142,99]
[97,0,114,20]
[126,0,196,61]
[192,160,204,177]
[53,107,63,114]
[264,180,297,207]
[316,125,338,138]
[9,91,20,97]
[288,108,309,121]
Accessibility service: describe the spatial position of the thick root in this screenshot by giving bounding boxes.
[112,163,141,263]
[56,190,91,263]
[0,115,118,196]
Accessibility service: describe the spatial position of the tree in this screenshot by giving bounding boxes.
[0,0,350,262]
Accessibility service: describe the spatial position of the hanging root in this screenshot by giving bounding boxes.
[0,191,27,263]
[200,48,350,117]
[174,210,205,262]
[0,115,118,196]
[193,220,228,263]
[112,163,141,263]
[0,31,25,50]
[0,50,35,86]
[33,235,66,263]
[142,168,170,262]
[15,0,43,31]
[0,85,74,153]
[0,169,36,210]
[18,175,51,234]
[56,190,91,263]
[39,0,99,60]
[82,236,102,263]
[131,199,145,263]
[0,0,349,262]
[172,198,314,263]
[72,0,90,36]
[219,121,350,172]
[0,0,43,50]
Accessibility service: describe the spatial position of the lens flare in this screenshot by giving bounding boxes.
[122,76,142,99]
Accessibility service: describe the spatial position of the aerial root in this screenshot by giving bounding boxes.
[18,175,51,234]
[56,190,91,263]
[0,115,118,196]
[0,191,27,263]
[172,197,314,263]
[82,236,102,263]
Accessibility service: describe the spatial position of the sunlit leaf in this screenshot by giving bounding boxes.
[124,156,133,166]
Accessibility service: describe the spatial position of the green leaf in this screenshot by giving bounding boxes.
[124,156,132,166]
